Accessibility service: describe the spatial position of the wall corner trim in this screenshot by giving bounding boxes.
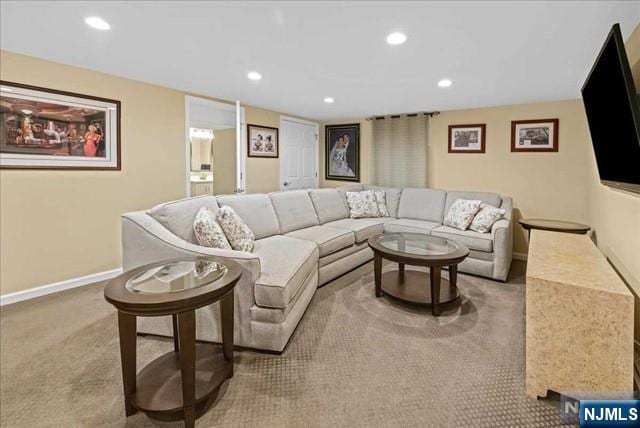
[0,268,123,306]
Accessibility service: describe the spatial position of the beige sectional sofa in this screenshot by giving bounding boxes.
[122,185,512,352]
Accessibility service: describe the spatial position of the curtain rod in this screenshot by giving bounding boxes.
[365,111,440,121]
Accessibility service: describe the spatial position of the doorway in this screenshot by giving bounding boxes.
[279,116,319,190]
[184,96,246,197]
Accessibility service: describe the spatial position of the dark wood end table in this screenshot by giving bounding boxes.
[519,219,590,236]
[104,257,241,428]
[368,233,469,316]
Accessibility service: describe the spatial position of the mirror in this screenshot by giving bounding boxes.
[186,97,244,196]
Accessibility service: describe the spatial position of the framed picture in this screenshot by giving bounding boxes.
[247,124,278,158]
[325,123,360,182]
[448,124,486,153]
[511,119,559,152]
[0,81,120,170]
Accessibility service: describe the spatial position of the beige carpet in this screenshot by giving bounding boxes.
[0,260,569,427]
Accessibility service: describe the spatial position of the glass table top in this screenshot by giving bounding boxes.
[126,260,227,294]
[375,234,462,257]
[519,219,590,231]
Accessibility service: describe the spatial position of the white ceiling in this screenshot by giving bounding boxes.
[1,1,639,120]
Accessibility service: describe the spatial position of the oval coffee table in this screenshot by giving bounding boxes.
[368,233,469,316]
[104,256,242,428]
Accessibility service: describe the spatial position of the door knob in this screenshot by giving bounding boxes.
[283,181,290,186]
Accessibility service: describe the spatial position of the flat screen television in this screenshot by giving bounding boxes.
[581,23,640,194]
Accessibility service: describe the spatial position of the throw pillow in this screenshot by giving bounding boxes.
[346,190,380,218]
[215,206,255,252]
[374,190,390,217]
[468,204,506,233]
[443,199,482,231]
[193,207,232,249]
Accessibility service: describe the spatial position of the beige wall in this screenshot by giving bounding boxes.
[245,107,283,193]
[321,101,592,255]
[430,100,591,255]
[1,51,185,295]
[586,23,640,296]
[319,119,372,188]
[0,51,313,295]
[211,127,236,194]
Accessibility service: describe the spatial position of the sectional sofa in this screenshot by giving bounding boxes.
[122,185,512,352]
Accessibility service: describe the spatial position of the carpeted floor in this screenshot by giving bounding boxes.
[0,260,571,427]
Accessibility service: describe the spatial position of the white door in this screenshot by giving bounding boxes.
[280,117,319,190]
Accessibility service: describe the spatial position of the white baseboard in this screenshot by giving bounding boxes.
[0,268,123,306]
[513,252,528,261]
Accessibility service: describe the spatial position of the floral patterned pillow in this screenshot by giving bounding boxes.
[468,204,506,233]
[346,190,380,218]
[443,199,482,231]
[374,190,390,217]
[193,207,232,249]
[214,206,255,252]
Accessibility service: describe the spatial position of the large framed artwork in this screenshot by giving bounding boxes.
[0,81,121,170]
[247,124,278,158]
[448,124,486,153]
[511,118,559,152]
[325,123,360,182]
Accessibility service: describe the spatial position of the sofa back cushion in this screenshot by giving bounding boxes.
[148,195,219,243]
[216,194,280,239]
[397,188,447,223]
[270,190,319,233]
[444,191,502,214]
[363,185,402,218]
[308,189,349,224]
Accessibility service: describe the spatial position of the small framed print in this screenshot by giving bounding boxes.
[448,124,486,153]
[247,124,278,158]
[511,119,559,152]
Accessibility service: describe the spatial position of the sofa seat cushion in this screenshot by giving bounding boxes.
[285,225,355,257]
[383,219,441,234]
[253,235,319,309]
[431,225,493,252]
[324,218,384,243]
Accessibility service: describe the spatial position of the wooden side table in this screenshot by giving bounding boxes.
[519,219,590,237]
[104,257,241,428]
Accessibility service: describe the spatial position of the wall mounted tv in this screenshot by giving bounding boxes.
[581,23,640,194]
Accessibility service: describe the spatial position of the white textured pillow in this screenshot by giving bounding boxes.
[215,206,255,252]
[346,190,380,218]
[443,199,482,230]
[468,204,506,233]
[193,207,232,249]
[374,190,390,217]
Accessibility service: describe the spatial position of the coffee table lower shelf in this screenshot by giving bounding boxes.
[131,343,232,422]
[378,269,460,312]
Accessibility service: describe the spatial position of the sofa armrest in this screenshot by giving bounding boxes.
[491,216,513,281]
[122,211,261,283]
[500,196,513,221]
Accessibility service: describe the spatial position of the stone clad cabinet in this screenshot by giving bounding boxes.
[525,230,634,399]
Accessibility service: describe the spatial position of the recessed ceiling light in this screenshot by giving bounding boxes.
[323,97,334,104]
[247,71,262,81]
[0,87,12,92]
[21,109,33,115]
[386,32,407,45]
[85,16,110,30]
[438,79,453,88]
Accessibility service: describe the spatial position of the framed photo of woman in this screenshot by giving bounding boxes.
[325,123,360,182]
[0,81,121,170]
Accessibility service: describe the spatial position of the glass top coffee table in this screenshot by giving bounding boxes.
[368,233,469,316]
